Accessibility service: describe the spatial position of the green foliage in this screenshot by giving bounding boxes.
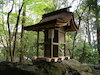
[0,1,5,4]
[0,47,7,61]
[74,42,99,64]
[32,1,47,15]
[0,24,4,32]
[0,23,8,37]
[23,31,44,58]
[9,13,18,24]
[66,33,73,53]
[44,0,57,13]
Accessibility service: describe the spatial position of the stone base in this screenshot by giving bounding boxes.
[34,56,70,62]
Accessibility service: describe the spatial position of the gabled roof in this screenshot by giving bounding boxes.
[42,6,71,18]
[24,7,78,32]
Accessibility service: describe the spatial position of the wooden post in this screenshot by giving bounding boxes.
[51,37,53,58]
[58,30,60,57]
[64,33,66,56]
[50,29,54,58]
[37,31,39,57]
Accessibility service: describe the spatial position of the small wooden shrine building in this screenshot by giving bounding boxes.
[24,7,78,59]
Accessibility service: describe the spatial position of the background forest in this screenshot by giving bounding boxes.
[0,0,100,65]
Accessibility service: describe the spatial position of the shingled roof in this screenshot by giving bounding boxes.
[24,7,78,32]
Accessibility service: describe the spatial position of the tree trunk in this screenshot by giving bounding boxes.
[95,0,100,64]
[12,3,24,62]
[2,0,9,61]
[87,7,92,47]
[96,12,100,64]
[79,35,86,63]
[71,16,81,58]
[71,6,88,58]
[97,28,100,64]
[7,0,14,62]
[20,2,26,63]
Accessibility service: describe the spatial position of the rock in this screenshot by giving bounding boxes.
[62,59,98,75]
[80,71,93,75]
[0,59,99,75]
[16,65,38,72]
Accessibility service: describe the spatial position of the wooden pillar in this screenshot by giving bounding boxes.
[64,33,66,56]
[37,31,39,57]
[44,30,51,57]
[51,36,53,58]
[50,29,54,58]
[58,30,60,57]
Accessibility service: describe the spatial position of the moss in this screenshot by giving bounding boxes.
[32,60,66,75]
[0,60,98,75]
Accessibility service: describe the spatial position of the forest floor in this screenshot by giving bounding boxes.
[0,59,99,75]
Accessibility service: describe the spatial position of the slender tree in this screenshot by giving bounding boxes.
[7,0,14,62]
[12,2,24,62]
[20,0,26,62]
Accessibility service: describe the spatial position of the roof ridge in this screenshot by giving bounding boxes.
[42,6,72,18]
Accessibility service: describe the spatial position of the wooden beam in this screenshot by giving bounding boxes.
[37,31,39,57]
[53,42,66,45]
[53,42,59,45]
